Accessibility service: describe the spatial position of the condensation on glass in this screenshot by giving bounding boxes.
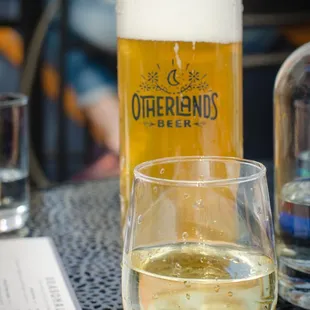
[274,42,310,309]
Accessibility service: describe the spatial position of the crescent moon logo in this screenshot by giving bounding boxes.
[167,69,180,86]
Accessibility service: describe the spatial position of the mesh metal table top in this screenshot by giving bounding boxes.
[17,178,301,309]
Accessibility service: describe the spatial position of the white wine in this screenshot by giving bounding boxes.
[122,243,277,310]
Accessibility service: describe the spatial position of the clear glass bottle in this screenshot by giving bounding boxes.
[274,42,310,309]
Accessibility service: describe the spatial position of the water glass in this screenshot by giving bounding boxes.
[0,94,29,232]
[122,156,278,309]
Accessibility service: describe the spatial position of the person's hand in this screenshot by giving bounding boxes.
[72,152,119,181]
[83,92,119,155]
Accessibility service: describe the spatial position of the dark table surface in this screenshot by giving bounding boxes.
[14,163,303,309]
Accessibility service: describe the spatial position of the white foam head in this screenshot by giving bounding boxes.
[117,0,243,43]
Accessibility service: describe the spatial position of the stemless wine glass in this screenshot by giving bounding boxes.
[122,157,278,310]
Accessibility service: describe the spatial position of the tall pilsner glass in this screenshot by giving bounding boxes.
[117,0,243,228]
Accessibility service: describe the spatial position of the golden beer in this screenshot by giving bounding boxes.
[117,0,243,227]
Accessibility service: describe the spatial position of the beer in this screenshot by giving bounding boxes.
[117,0,243,227]
[123,243,277,309]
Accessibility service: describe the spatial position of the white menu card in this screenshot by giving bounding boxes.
[0,237,81,310]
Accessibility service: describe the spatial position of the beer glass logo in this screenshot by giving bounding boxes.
[132,60,218,128]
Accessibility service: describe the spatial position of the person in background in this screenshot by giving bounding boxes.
[0,27,22,93]
[41,0,119,181]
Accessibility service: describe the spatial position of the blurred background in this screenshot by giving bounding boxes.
[0,0,310,185]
